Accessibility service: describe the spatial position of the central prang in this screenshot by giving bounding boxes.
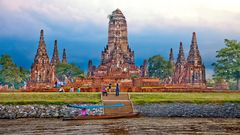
[88,9,147,79]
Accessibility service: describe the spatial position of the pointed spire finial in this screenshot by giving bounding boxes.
[40,29,44,41]
[40,29,44,37]
[169,48,174,64]
[187,32,202,64]
[192,32,197,44]
[51,40,60,65]
[176,41,186,64]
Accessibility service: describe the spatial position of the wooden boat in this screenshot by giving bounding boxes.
[63,112,140,121]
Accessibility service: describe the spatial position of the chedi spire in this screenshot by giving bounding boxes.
[187,32,202,65]
[51,40,60,65]
[176,42,186,65]
[28,29,55,89]
[169,48,174,65]
[62,48,67,64]
[34,29,49,63]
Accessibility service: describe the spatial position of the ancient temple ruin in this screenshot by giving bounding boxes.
[27,30,56,89]
[27,10,207,91]
[171,32,206,87]
[88,9,146,79]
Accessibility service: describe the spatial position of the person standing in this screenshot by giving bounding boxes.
[102,86,108,96]
[108,83,112,92]
[116,83,120,96]
[77,87,81,92]
[70,87,74,92]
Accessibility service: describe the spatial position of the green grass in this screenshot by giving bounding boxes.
[0,92,101,105]
[1,92,240,105]
[130,92,240,104]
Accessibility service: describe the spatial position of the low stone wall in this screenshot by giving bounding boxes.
[0,104,103,119]
[1,103,240,119]
[135,103,240,118]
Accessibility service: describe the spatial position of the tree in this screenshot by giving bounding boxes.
[148,55,173,79]
[55,63,84,82]
[0,54,29,89]
[212,39,240,90]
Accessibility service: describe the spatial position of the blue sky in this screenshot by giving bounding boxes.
[0,0,240,78]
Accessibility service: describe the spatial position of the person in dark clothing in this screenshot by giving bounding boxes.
[108,83,112,92]
[116,83,120,96]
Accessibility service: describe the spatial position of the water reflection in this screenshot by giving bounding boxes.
[0,117,240,135]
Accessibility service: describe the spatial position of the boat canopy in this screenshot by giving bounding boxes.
[67,104,124,109]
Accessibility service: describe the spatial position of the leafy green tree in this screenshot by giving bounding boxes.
[0,54,29,89]
[148,55,173,79]
[212,39,240,90]
[55,63,84,82]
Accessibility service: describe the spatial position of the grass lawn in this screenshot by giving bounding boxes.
[0,92,101,105]
[130,92,240,104]
[0,92,240,105]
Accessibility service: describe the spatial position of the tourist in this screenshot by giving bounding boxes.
[116,83,120,96]
[108,83,112,92]
[77,87,81,92]
[54,81,58,88]
[80,108,87,116]
[102,87,108,96]
[70,87,74,92]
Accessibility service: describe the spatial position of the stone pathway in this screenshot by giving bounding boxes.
[102,93,134,115]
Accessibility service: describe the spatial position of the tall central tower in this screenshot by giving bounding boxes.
[107,9,128,53]
[101,9,134,65]
[88,9,142,78]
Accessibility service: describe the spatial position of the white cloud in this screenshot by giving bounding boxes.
[0,0,240,38]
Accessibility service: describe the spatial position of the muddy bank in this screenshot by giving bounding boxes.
[135,103,240,118]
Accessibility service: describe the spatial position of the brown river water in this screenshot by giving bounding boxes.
[0,117,240,135]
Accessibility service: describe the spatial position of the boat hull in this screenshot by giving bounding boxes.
[63,112,140,121]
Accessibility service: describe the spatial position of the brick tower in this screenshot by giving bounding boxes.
[28,30,55,89]
[88,9,141,78]
[185,32,206,85]
[173,42,186,83]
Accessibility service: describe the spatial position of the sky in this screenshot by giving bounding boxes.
[0,0,240,78]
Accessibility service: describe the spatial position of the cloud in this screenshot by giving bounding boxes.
[0,0,240,79]
[0,0,240,38]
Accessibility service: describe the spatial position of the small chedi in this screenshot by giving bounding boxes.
[51,40,60,66]
[88,9,146,79]
[27,30,56,89]
[170,32,206,87]
[62,48,67,64]
[28,30,67,89]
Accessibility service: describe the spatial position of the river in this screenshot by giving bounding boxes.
[0,117,239,135]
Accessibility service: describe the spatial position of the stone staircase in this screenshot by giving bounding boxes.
[102,93,134,115]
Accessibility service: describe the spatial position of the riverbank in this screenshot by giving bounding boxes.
[135,103,240,118]
[1,92,240,119]
[0,104,103,119]
[0,103,240,119]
